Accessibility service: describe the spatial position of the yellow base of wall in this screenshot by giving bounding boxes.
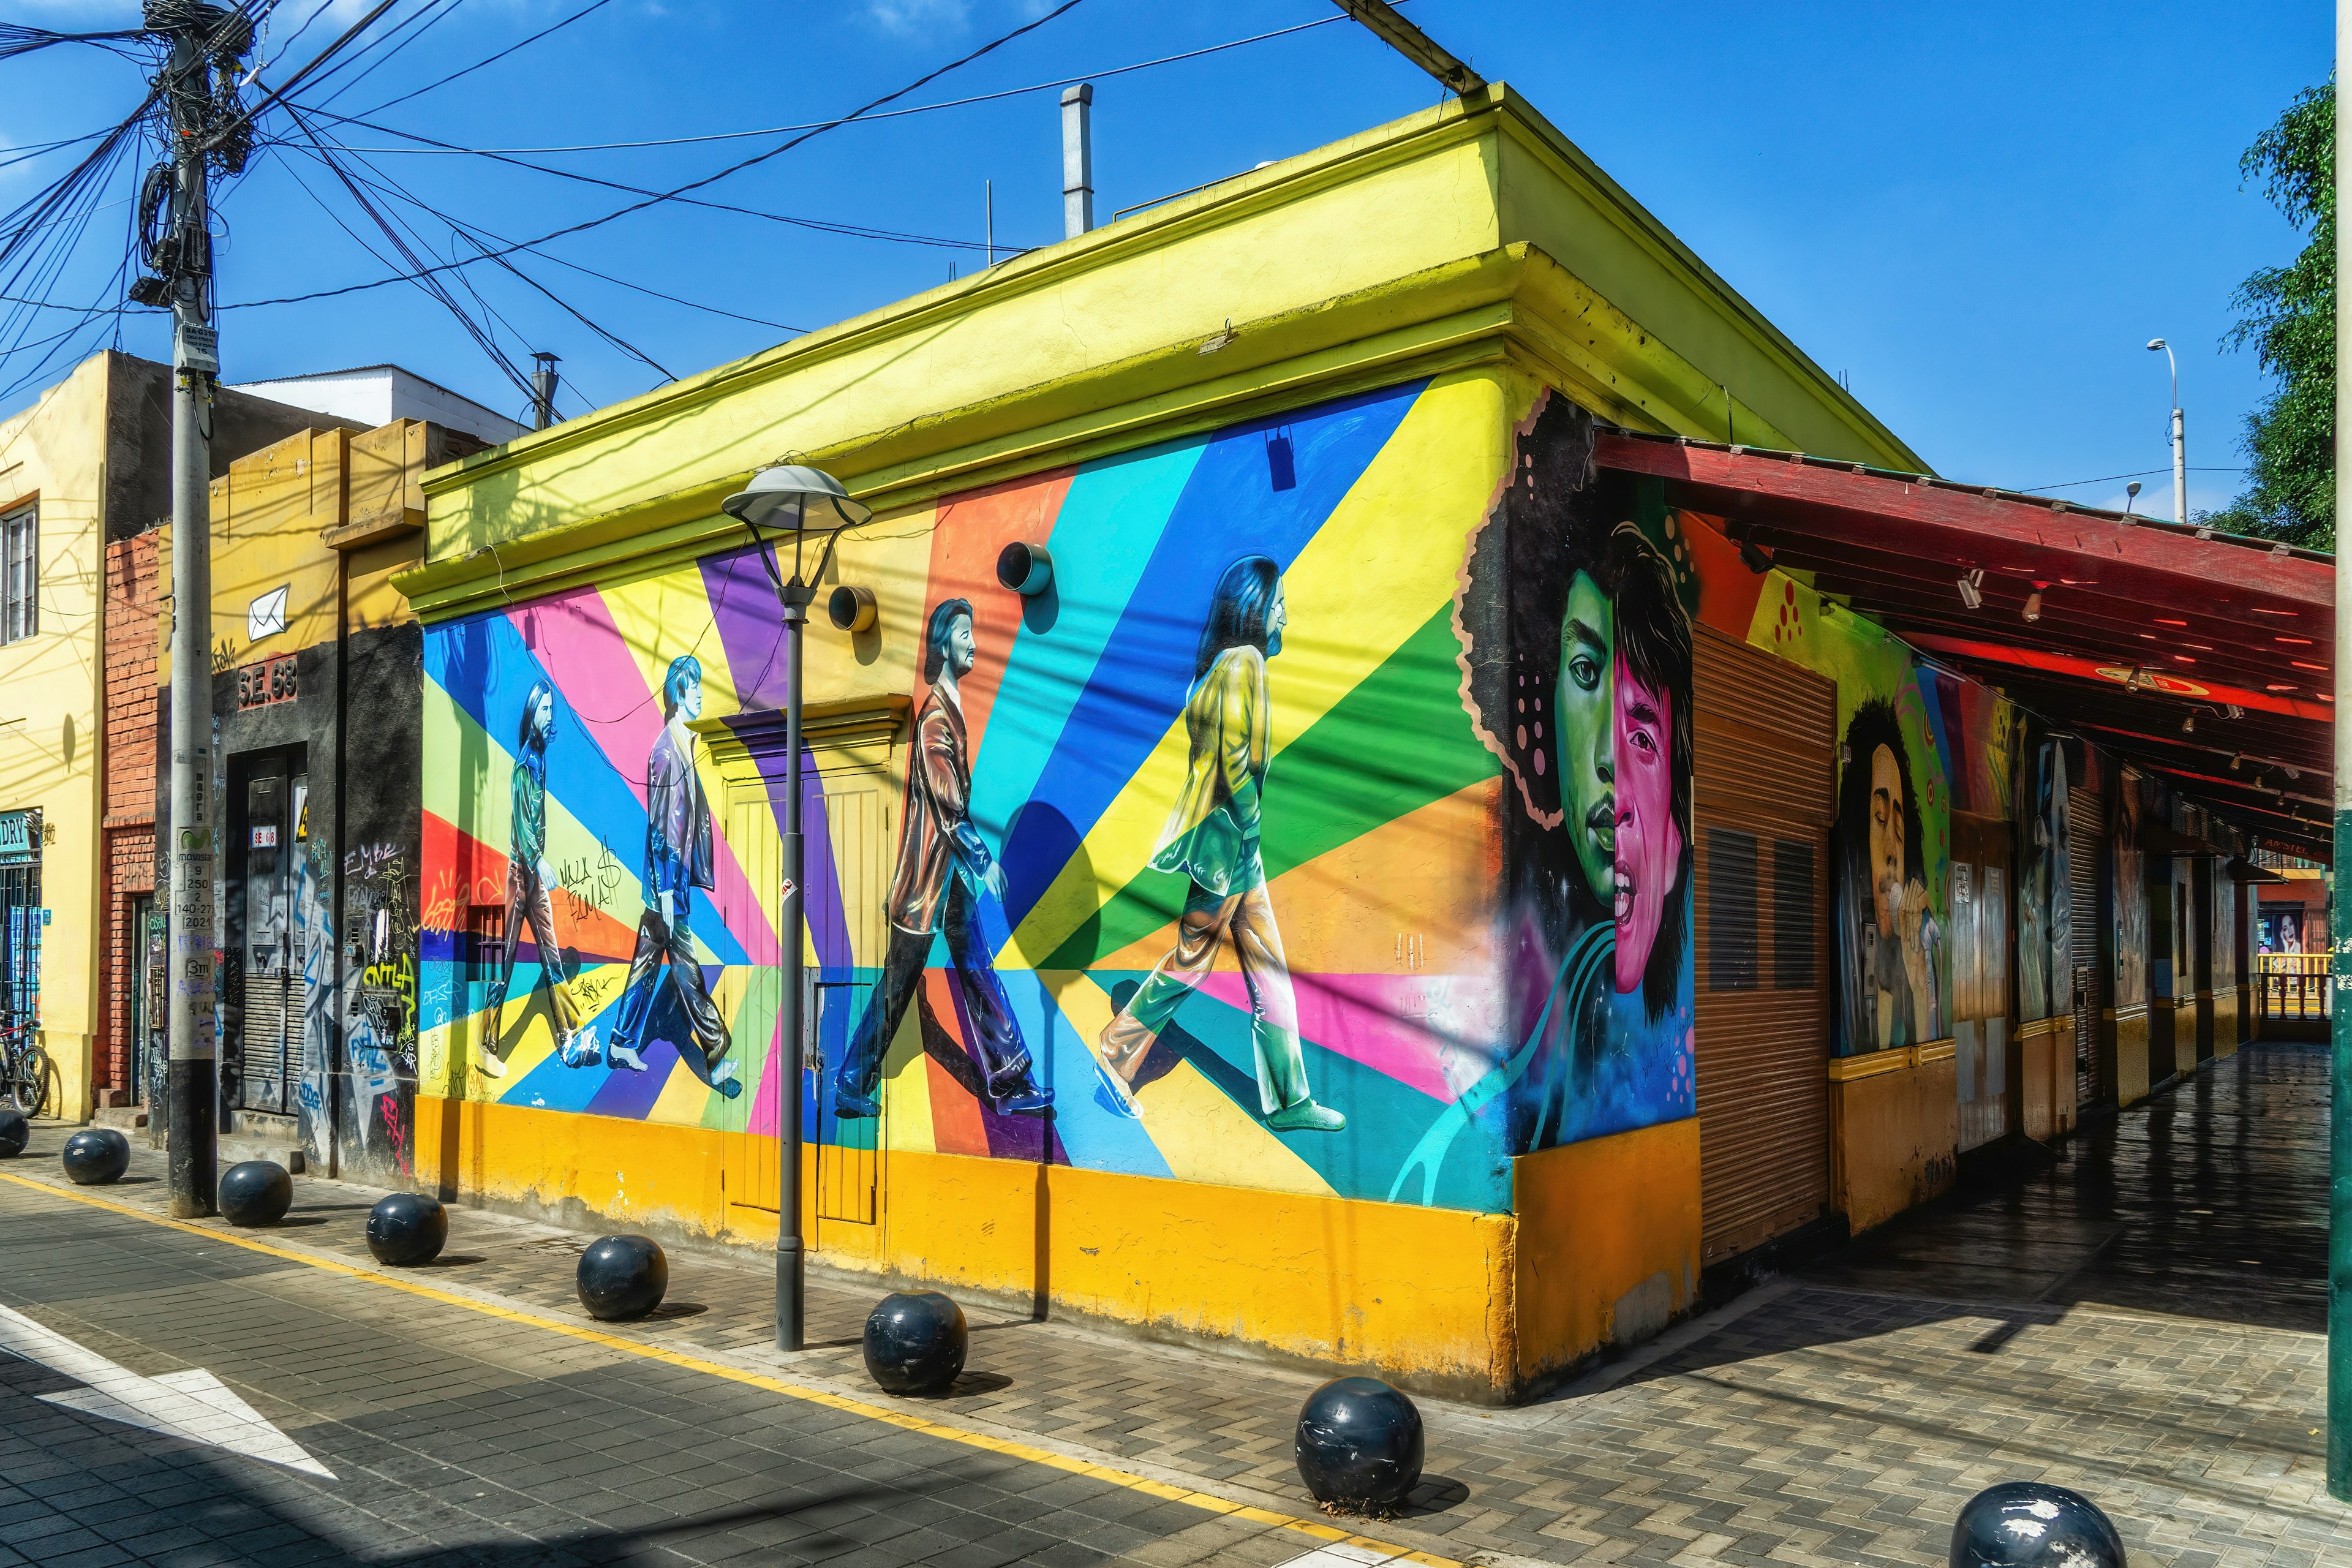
[48,1030,91,1125]
[413,1095,1698,1403]
[2217,989,2243,1057]
[2113,1007,2150,1107]
[2018,1018,2069,1144]
[1512,1117,1699,1387]
[1828,1044,1958,1234]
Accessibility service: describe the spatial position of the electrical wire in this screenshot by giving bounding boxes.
[336,13,1353,157]
[227,0,1092,309]
[291,107,1027,255]
[282,114,676,382]
[301,0,465,108]
[273,108,534,405]
[361,0,616,118]
[279,128,793,342]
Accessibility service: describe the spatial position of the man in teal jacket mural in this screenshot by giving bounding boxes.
[606,655,738,1096]
[482,680,595,1074]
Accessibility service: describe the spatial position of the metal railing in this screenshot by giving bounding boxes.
[2255,953,2332,1020]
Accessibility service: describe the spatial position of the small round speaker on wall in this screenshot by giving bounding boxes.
[827,584,878,632]
[995,541,1053,597]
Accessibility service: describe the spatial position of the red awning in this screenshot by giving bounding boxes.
[1597,431,2335,858]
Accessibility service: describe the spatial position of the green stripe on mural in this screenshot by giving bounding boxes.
[1039,602,1499,970]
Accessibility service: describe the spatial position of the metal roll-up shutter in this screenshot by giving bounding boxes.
[2067,786,2106,1107]
[1693,623,1836,1264]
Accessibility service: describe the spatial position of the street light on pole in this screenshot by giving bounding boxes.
[2147,337,2187,525]
[720,464,873,1354]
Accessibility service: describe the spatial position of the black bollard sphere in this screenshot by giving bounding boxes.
[0,1106,26,1158]
[1951,1482,2127,1568]
[59,1128,130,1186]
[1295,1376,1424,1513]
[365,1191,448,1266]
[218,1160,293,1227]
[862,1291,968,1395]
[576,1234,668,1321]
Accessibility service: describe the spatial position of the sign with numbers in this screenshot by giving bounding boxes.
[235,654,298,710]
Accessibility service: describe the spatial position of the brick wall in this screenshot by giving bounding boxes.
[98,533,158,1104]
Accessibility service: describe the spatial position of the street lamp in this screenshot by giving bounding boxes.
[2147,337,2186,525]
[720,462,873,1354]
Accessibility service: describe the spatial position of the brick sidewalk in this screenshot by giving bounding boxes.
[10,1041,2348,1567]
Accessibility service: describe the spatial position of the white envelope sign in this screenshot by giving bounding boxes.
[248,584,289,643]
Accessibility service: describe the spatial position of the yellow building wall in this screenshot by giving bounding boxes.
[1512,1118,1702,1384]
[0,355,111,1120]
[1829,1046,1958,1234]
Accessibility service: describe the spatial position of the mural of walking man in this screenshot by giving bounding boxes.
[606,655,739,1096]
[831,599,1054,1119]
[1095,555,1346,1133]
[482,680,597,1073]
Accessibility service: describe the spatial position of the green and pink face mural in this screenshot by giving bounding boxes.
[418,374,1702,1217]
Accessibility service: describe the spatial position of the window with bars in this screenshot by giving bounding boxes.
[0,507,36,645]
[1706,826,1820,993]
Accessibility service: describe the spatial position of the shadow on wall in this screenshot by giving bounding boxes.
[1006,800,1087,1323]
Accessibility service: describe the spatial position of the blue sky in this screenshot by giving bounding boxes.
[2,1,2328,517]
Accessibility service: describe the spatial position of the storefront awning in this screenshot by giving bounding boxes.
[1597,431,2336,859]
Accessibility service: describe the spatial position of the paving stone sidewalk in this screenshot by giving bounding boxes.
[11,1039,2348,1567]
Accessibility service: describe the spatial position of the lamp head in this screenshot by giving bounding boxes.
[2146,338,2167,352]
[720,464,872,532]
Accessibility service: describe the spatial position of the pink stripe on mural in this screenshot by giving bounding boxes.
[1191,971,1473,1104]
[508,591,775,959]
[747,1014,785,1138]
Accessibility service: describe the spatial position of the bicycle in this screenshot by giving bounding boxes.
[1,1020,49,1117]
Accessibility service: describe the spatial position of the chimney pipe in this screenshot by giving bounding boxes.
[530,352,560,431]
[1061,83,1094,239]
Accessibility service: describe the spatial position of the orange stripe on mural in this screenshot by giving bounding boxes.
[421,810,644,963]
[926,467,1077,759]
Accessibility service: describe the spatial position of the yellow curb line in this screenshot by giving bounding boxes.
[0,1170,1460,1567]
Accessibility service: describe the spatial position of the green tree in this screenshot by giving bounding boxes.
[2207,78,2333,549]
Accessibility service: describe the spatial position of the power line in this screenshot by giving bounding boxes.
[2016,466,2248,493]
[282,113,676,382]
[290,107,1030,255]
[227,0,1093,309]
[303,0,466,108]
[209,0,404,153]
[334,13,1352,157]
[278,132,802,336]
[361,0,616,117]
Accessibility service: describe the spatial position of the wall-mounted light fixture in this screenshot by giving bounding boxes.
[2181,710,2196,734]
[827,585,878,632]
[1735,526,1772,575]
[2021,589,2042,623]
[1956,568,1985,610]
[995,541,1054,597]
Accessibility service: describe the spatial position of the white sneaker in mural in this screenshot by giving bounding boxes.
[558,1027,602,1069]
[606,1041,647,1073]
[477,1048,506,1080]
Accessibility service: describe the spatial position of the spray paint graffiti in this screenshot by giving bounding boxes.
[340,840,417,1175]
[296,839,335,1167]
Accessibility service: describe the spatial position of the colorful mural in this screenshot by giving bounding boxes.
[2014,723,2073,1025]
[414,373,1716,1218]
[2113,769,2150,1005]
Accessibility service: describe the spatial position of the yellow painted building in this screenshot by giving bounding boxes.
[403,87,1933,1402]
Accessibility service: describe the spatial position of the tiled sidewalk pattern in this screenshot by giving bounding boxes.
[0,1038,2343,1565]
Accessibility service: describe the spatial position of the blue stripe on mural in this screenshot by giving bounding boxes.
[995,380,1428,929]
[1086,968,1503,1211]
[995,975,1172,1180]
[426,609,749,967]
[965,439,1209,855]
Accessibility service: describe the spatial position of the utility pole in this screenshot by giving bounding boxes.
[2149,337,2187,526]
[1061,83,1093,239]
[1329,1,1485,95]
[2329,0,2350,1504]
[150,1,250,1219]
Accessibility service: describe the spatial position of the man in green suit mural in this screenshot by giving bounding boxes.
[481,680,595,1074]
[1094,555,1345,1133]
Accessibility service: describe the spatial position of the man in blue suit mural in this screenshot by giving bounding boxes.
[606,655,739,1098]
[831,599,1052,1120]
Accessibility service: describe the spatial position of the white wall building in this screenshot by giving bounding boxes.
[228,364,527,447]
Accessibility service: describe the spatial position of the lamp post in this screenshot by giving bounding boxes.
[2147,337,2186,525]
[720,464,873,1354]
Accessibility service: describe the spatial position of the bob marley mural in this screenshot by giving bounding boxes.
[1838,696,1942,1050]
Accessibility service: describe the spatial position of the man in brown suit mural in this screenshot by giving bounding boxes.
[831,599,1052,1120]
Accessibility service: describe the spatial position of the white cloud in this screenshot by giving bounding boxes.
[866,0,970,36]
